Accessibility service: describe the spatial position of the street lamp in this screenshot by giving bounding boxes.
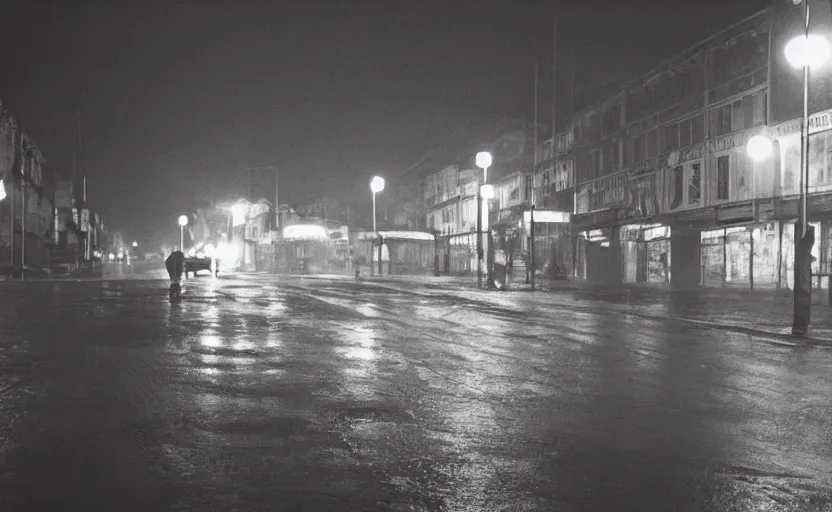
[178,215,188,252]
[370,176,385,275]
[746,135,773,163]
[480,184,494,200]
[783,2,830,335]
[476,151,492,288]
[132,241,138,248]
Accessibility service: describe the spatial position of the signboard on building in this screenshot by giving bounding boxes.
[552,158,574,193]
[625,173,659,220]
[54,182,73,209]
[523,210,570,224]
[708,131,747,154]
[80,209,90,232]
[666,143,705,167]
[575,171,626,214]
[771,107,832,140]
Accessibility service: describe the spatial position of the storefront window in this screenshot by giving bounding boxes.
[717,156,730,200]
[689,163,702,205]
[671,166,684,208]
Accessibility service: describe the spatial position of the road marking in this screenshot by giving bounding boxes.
[751,336,800,347]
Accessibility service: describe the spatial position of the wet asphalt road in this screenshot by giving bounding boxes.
[1,272,831,511]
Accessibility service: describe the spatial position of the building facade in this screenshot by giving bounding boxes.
[566,8,818,289]
[0,107,59,273]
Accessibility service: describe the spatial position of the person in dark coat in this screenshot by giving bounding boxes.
[166,250,185,283]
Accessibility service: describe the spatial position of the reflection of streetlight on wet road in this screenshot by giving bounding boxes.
[178,215,188,252]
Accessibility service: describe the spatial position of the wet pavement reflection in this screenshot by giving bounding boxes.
[0,276,830,511]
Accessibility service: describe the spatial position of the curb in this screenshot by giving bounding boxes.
[431,287,830,348]
[213,275,832,348]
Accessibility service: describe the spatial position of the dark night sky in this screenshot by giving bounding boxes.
[0,0,765,248]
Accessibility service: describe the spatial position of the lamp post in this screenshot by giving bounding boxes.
[0,179,5,270]
[370,176,385,275]
[784,4,830,335]
[476,151,492,288]
[178,215,188,253]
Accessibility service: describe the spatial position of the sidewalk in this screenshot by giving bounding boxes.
[353,273,832,345]
[224,271,832,345]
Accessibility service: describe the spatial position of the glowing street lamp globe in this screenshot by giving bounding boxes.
[370,176,385,193]
[178,215,188,227]
[747,135,774,163]
[476,151,492,170]
[480,184,494,199]
[785,34,831,69]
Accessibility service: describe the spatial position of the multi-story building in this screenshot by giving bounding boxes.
[532,131,576,278]
[424,165,481,234]
[567,7,813,288]
[296,197,359,227]
[423,163,482,274]
[0,107,59,273]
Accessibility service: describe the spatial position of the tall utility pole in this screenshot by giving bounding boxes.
[530,62,538,289]
[9,142,14,270]
[75,108,83,268]
[248,167,254,203]
[274,165,280,231]
[570,47,578,279]
[19,135,25,280]
[552,14,559,283]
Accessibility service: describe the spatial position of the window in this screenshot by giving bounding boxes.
[752,91,767,126]
[577,152,591,182]
[663,124,679,152]
[634,133,646,163]
[720,105,732,135]
[717,156,730,200]
[691,115,705,144]
[671,165,684,208]
[679,119,692,148]
[732,100,744,132]
[709,105,733,136]
[647,129,658,157]
[689,163,702,205]
[590,149,602,178]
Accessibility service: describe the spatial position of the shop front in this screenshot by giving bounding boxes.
[276,224,332,274]
[356,230,435,275]
[616,224,671,284]
[490,204,525,275]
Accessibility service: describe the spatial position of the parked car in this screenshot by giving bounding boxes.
[184,257,218,278]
